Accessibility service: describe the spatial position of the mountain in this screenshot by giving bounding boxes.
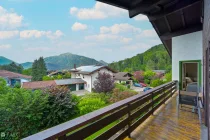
[108,44,171,72]
[21,62,33,69]
[0,56,14,65]
[99,60,108,66]
[44,53,102,70]
[1,53,108,70]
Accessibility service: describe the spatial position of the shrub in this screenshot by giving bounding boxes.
[133,71,144,82]
[144,79,150,85]
[93,72,115,93]
[127,85,131,89]
[0,89,48,139]
[42,86,78,128]
[109,88,137,103]
[115,83,128,92]
[151,79,165,87]
[165,71,172,82]
[143,70,156,84]
[14,82,21,88]
[0,78,9,95]
[78,97,106,115]
[84,93,111,104]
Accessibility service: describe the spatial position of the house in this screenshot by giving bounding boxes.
[113,72,133,85]
[152,70,166,74]
[47,71,65,77]
[24,0,210,139]
[22,78,86,91]
[70,65,116,92]
[0,70,31,87]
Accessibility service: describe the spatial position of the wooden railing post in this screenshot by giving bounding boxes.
[171,83,173,97]
[164,86,167,104]
[127,103,131,138]
[152,92,154,115]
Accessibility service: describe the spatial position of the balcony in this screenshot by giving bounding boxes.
[23,81,205,140]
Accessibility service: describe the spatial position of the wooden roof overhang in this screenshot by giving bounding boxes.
[97,0,203,56]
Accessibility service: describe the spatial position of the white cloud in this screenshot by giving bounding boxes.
[137,29,158,38]
[0,44,11,49]
[20,30,64,39]
[100,23,141,34]
[70,7,78,15]
[0,30,19,39]
[0,6,23,29]
[134,15,148,21]
[72,22,88,31]
[103,48,113,52]
[122,43,150,51]
[85,34,131,43]
[0,30,63,39]
[46,30,64,39]
[70,2,126,20]
[24,47,50,51]
[121,38,132,43]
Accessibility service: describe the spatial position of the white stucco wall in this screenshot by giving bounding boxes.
[91,68,114,90]
[71,68,114,92]
[71,72,92,92]
[71,73,76,78]
[21,79,30,84]
[172,31,203,86]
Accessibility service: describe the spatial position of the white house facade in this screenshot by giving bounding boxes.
[0,70,32,87]
[172,31,203,91]
[71,65,115,92]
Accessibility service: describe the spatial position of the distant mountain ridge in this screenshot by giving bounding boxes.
[0,53,107,70]
[99,60,108,66]
[0,56,14,65]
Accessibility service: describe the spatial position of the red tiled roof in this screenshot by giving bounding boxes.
[22,80,56,89]
[0,70,32,79]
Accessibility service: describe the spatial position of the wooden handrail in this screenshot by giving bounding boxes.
[23,81,177,140]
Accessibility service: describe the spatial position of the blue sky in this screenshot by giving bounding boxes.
[0,0,161,63]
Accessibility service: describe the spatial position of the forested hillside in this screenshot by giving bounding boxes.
[109,44,171,72]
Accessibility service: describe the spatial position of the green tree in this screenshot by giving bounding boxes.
[22,68,32,76]
[32,57,47,81]
[42,76,54,81]
[42,86,78,128]
[165,71,172,82]
[151,79,164,87]
[0,78,9,94]
[143,70,156,84]
[0,62,23,73]
[0,89,48,139]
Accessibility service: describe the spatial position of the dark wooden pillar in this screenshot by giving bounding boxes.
[203,0,210,139]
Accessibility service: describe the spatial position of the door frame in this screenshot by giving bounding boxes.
[179,60,202,90]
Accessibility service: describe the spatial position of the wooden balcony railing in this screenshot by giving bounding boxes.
[23,81,177,140]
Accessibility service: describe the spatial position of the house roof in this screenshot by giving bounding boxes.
[70,65,116,75]
[22,80,56,89]
[113,72,133,81]
[55,78,86,85]
[0,70,32,79]
[22,78,86,89]
[97,0,203,56]
[153,70,166,73]
[47,71,64,76]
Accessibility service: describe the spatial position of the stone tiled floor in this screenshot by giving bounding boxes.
[130,95,202,140]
